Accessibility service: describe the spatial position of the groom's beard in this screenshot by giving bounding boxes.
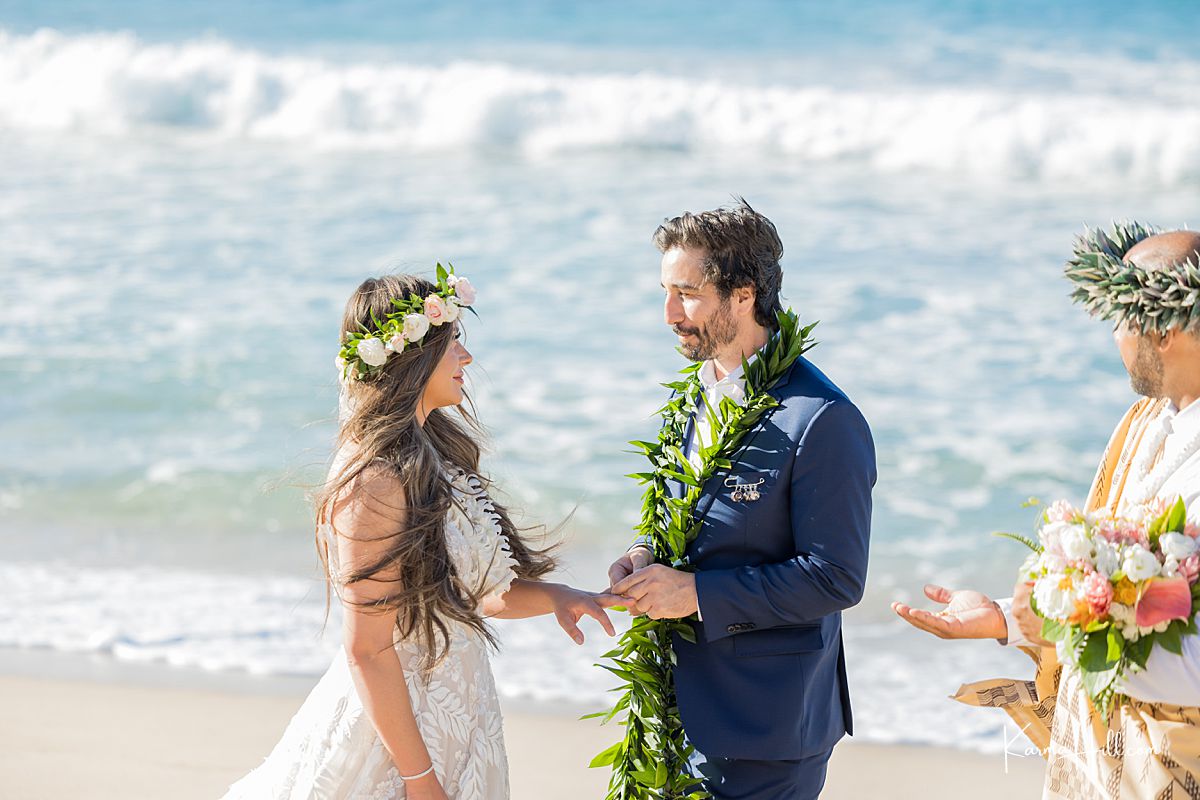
[1129,336,1164,398]
[675,299,738,362]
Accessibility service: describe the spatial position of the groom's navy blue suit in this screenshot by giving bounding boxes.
[672,356,875,799]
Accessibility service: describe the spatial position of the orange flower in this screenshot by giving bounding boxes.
[1068,599,1094,627]
[1113,577,1138,606]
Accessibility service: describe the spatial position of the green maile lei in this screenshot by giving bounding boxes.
[588,309,817,800]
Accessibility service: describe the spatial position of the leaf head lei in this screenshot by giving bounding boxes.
[1065,221,1200,335]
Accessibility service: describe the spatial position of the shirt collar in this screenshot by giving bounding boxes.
[698,357,749,391]
[1166,397,1200,439]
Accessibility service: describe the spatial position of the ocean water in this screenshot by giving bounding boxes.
[3,0,1200,754]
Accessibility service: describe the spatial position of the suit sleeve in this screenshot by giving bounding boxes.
[694,400,876,642]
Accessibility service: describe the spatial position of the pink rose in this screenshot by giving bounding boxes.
[1135,576,1192,628]
[424,295,448,326]
[1082,572,1113,618]
[450,275,476,306]
[1047,500,1078,524]
[1182,554,1200,585]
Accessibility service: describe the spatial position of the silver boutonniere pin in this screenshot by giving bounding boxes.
[724,475,765,503]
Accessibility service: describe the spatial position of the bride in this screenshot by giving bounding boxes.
[224,270,620,800]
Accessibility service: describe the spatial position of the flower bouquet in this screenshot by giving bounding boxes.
[1004,497,1199,715]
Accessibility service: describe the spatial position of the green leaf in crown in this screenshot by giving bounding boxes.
[589,308,817,800]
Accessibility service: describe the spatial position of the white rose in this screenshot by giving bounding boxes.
[386,333,406,353]
[1163,555,1180,578]
[402,313,431,342]
[1122,545,1160,582]
[443,297,462,323]
[449,275,476,305]
[1060,524,1093,562]
[1033,575,1075,620]
[356,337,389,367]
[1160,531,1197,561]
[1093,539,1120,577]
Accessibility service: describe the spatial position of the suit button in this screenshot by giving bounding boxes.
[726,624,738,634]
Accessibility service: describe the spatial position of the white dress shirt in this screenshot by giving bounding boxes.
[685,358,750,470]
[1000,398,1200,704]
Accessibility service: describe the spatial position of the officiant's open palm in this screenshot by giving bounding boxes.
[891,584,1007,640]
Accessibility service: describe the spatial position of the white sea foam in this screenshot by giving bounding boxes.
[2,28,1199,183]
[0,560,1034,752]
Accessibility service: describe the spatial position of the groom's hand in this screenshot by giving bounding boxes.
[891,584,1008,640]
[607,545,654,589]
[611,565,698,620]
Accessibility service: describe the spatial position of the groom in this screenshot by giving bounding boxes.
[608,200,876,799]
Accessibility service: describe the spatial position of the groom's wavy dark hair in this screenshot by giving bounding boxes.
[653,197,785,330]
[314,274,556,673]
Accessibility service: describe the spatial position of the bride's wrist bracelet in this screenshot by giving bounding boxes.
[400,763,435,782]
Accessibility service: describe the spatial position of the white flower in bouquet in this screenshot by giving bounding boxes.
[1093,539,1121,577]
[356,337,389,367]
[1033,574,1076,619]
[1040,521,1073,552]
[1020,551,1041,578]
[1060,524,1093,562]
[1161,531,1198,561]
[1123,545,1161,582]
[1040,550,1069,574]
[1163,555,1181,578]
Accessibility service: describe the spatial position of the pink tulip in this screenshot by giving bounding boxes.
[1135,576,1193,627]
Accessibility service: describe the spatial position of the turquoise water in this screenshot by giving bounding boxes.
[2,0,1199,750]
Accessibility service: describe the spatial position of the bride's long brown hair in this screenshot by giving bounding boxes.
[315,274,556,669]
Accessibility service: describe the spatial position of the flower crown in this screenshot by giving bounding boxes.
[338,263,477,381]
[1065,221,1200,335]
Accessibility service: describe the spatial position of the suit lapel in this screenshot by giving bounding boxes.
[693,358,799,520]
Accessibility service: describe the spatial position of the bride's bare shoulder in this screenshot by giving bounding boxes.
[328,457,408,538]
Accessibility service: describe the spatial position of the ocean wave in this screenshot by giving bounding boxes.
[2,28,1199,183]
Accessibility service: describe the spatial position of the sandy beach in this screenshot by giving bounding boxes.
[1,670,1044,799]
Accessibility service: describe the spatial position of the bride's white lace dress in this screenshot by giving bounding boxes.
[223,469,519,800]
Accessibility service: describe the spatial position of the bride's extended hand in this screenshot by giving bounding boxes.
[891,584,1008,640]
[550,585,622,645]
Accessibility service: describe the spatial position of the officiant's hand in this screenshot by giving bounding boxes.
[891,584,1008,640]
[1011,580,1052,647]
[611,565,698,620]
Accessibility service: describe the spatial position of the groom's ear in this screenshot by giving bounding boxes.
[731,284,756,316]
